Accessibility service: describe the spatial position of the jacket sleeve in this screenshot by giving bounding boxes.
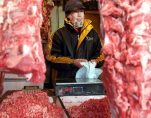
[46,31,76,71]
[91,30,104,67]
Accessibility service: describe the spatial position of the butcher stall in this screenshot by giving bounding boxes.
[1,0,151,118]
[0,90,68,118]
[0,0,108,117]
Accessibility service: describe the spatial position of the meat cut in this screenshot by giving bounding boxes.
[0,0,46,83]
[0,91,64,118]
[99,0,151,117]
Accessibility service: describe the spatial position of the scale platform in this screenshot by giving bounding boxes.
[55,79,105,96]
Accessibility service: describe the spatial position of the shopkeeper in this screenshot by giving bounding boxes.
[47,0,104,81]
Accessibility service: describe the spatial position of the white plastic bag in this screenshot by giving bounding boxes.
[75,61,102,82]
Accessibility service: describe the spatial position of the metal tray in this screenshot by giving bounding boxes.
[59,95,106,117]
[0,90,68,118]
[59,95,106,109]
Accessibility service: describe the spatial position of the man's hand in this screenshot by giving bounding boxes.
[73,59,87,68]
[90,59,97,63]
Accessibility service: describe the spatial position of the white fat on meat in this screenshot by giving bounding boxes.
[32,43,42,62]
[6,45,30,68]
[141,82,151,110]
[139,2,151,14]
[0,0,4,6]
[27,25,36,35]
[140,51,151,72]
[0,16,4,24]
[22,44,30,56]
[31,6,38,15]
[0,8,4,24]
[148,40,151,53]
[133,22,149,35]
[131,35,146,46]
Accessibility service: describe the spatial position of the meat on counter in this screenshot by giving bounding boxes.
[68,97,110,118]
[0,91,64,118]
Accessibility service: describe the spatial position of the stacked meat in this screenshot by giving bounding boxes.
[99,0,151,117]
[0,91,64,118]
[68,97,111,118]
[0,0,46,83]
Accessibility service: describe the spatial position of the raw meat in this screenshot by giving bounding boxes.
[0,91,64,118]
[68,97,111,118]
[99,0,151,117]
[0,0,46,83]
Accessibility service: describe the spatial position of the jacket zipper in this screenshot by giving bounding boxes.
[78,34,79,40]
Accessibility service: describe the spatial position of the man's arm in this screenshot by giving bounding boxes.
[90,31,104,67]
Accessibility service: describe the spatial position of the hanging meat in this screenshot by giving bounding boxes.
[99,0,151,117]
[0,0,46,83]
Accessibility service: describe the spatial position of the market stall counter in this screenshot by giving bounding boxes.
[54,78,110,118]
[55,78,105,96]
[0,89,68,118]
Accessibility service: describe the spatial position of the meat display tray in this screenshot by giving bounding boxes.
[55,79,105,96]
[59,95,106,117]
[0,90,69,118]
[59,95,106,108]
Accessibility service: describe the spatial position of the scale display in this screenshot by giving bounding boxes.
[55,79,105,96]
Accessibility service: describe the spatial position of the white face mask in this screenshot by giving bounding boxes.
[68,10,84,28]
[72,19,84,28]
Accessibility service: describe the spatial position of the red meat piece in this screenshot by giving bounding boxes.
[0,91,64,118]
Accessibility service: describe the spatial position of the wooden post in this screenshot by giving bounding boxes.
[0,72,5,95]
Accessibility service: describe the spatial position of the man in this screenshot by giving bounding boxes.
[47,0,104,81]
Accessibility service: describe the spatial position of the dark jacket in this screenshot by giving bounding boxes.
[46,18,104,80]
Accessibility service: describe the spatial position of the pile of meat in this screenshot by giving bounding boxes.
[99,0,151,117]
[0,91,64,118]
[68,97,110,118]
[0,0,46,83]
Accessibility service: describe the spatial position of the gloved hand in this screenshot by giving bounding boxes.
[73,59,87,68]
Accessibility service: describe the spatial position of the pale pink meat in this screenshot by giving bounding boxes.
[0,0,46,83]
[99,0,151,117]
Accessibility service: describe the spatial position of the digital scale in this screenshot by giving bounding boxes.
[55,79,105,96]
